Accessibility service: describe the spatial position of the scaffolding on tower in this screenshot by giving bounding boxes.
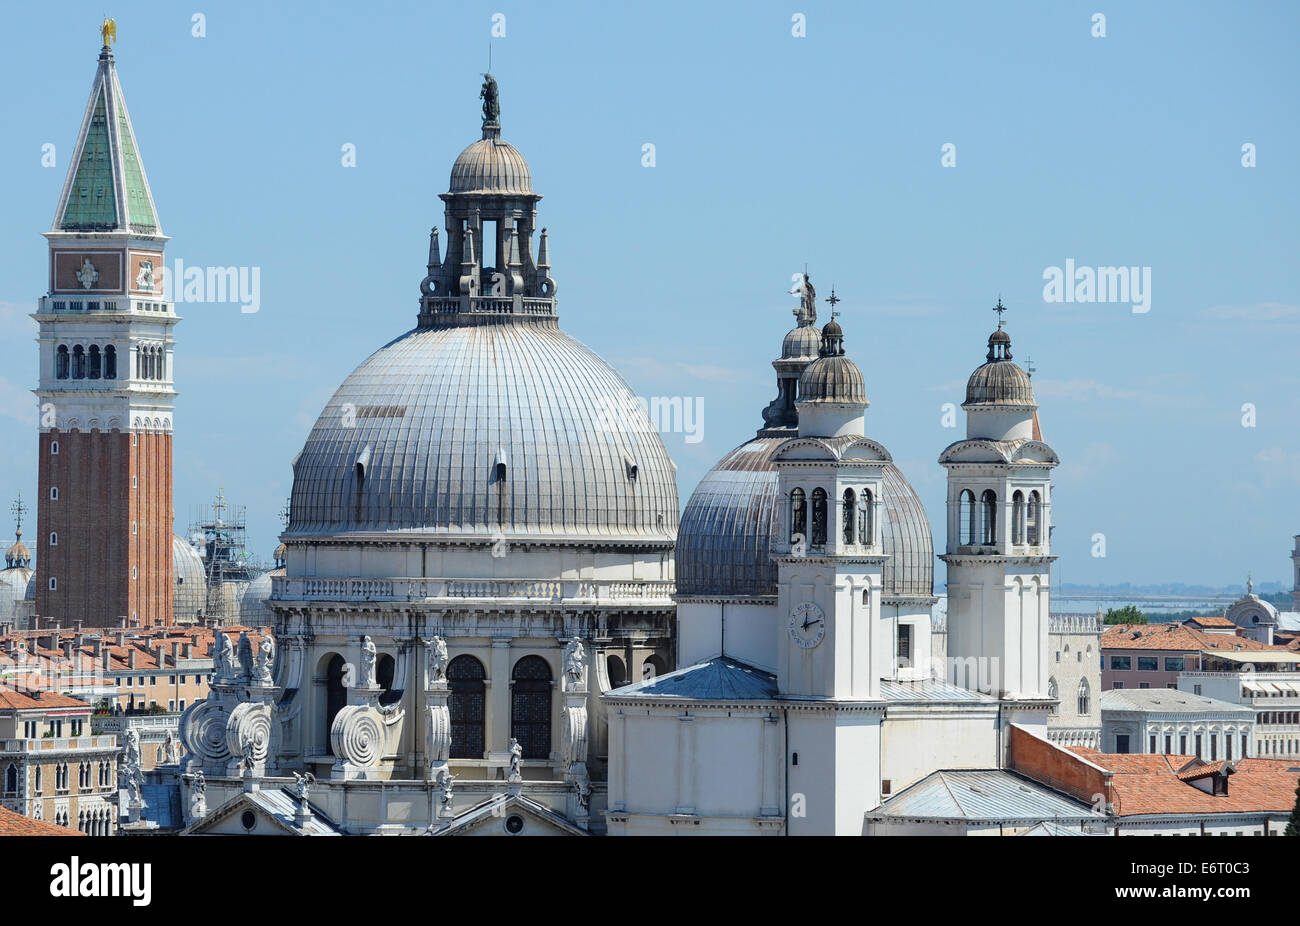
[186,489,264,626]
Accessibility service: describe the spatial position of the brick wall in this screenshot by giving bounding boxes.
[1008,723,1112,809]
[36,429,172,628]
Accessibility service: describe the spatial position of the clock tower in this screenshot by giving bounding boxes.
[770,315,889,833]
[33,29,176,629]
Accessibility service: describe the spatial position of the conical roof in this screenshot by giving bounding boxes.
[52,42,161,235]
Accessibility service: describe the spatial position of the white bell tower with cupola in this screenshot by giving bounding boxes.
[768,312,889,834]
[939,303,1058,704]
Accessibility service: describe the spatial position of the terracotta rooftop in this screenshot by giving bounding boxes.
[1070,747,1300,817]
[1101,623,1283,654]
[0,685,92,712]
[0,626,269,673]
[0,806,85,836]
[1183,616,1236,628]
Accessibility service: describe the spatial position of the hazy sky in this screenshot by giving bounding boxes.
[0,1,1297,588]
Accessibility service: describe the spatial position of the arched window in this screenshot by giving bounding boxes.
[56,345,70,379]
[811,488,828,546]
[104,344,117,379]
[323,654,347,755]
[511,655,552,760]
[3,763,15,793]
[376,653,400,707]
[448,655,486,759]
[1077,678,1090,715]
[1011,491,1025,545]
[88,345,101,379]
[642,654,667,680]
[842,489,856,545]
[606,654,627,689]
[789,488,806,543]
[72,345,86,379]
[858,489,873,546]
[980,490,997,545]
[1027,491,1041,545]
[959,490,976,545]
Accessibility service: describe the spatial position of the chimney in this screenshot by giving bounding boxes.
[93,638,103,658]
[61,640,73,660]
[119,617,128,629]
[115,632,125,647]
[128,649,137,669]
[172,642,181,663]
[74,632,85,649]
[74,620,83,633]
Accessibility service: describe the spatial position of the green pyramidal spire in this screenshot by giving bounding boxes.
[54,42,160,234]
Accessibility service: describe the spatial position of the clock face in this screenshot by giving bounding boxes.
[788,602,826,649]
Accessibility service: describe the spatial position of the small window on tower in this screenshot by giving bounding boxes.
[131,475,137,489]
[50,487,58,500]
[49,578,57,590]
[49,532,57,546]
[131,567,137,580]
[50,441,59,455]
[132,521,137,535]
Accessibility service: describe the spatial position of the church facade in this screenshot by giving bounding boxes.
[176,75,677,834]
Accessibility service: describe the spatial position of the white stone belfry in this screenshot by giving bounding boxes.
[939,311,1059,703]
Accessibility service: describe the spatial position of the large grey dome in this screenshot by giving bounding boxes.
[288,324,678,541]
[676,437,933,599]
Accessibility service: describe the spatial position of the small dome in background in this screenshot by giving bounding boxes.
[240,568,282,626]
[781,324,821,360]
[172,534,206,624]
[448,136,533,196]
[797,319,866,405]
[964,326,1035,407]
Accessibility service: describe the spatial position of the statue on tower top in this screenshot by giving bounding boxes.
[101,18,117,47]
[481,73,500,128]
[792,273,817,327]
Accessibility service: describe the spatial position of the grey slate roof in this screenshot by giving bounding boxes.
[605,657,778,701]
[1019,821,1092,836]
[868,770,1097,824]
[879,677,991,703]
[1100,688,1255,715]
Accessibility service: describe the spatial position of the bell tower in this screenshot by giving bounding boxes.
[769,312,889,834]
[33,25,176,628]
[939,302,1057,700]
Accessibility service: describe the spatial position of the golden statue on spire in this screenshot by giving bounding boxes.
[101,17,117,47]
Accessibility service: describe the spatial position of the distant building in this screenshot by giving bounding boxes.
[1101,622,1278,691]
[0,686,118,834]
[1047,613,1101,748]
[1100,687,1255,760]
[1178,648,1300,760]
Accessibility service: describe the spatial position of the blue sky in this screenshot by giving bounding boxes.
[0,1,1297,587]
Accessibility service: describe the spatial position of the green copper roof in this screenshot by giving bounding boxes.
[60,88,118,229]
[114,86,156,230]
[54,47,161,235]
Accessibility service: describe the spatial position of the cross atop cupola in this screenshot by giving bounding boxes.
[992,295,1007,328]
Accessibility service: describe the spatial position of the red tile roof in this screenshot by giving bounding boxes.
[1102,623,1283,654]
[0,685,92,711]
[0,806,85,836]
[1184,616,1236,628]
[1070,748,1300,816]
